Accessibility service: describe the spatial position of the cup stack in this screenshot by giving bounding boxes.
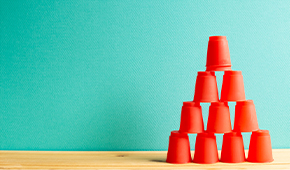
[166,36,273,164]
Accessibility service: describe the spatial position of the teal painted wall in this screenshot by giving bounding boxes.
[1,1,289,151]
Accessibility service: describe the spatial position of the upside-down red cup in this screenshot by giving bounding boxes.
[206,36,232,71]
[207,102,232,133]
[179,102,204,133]
[166,131,192,164]
[193,133,219,164]
[247,130,273,163]
[193,71,219,102]
[221,132,245,163]
[220,71,246,101]
[233,100,259,132]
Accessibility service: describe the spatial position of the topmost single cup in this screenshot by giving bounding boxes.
[206,36,232,71]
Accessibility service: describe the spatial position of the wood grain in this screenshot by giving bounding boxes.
[0,149,289,169]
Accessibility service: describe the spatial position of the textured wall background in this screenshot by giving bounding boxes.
[0,1,289,151]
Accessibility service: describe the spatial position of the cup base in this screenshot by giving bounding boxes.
[166,160,192,164]
[247,159,274,163]
[193,161,219,164]
[206,65,232,71]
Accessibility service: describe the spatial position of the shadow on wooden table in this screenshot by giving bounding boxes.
[150,159,167,163]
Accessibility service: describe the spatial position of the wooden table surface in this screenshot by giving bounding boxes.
[0,149,289,169]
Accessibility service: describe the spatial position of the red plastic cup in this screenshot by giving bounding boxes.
[233,100,259,132]
[206,102,232,133]
[179,102,204,133]
[206,36,232,71]
[220,71,246,101]
[166,131,192,164]
[247,130,273,163]
[193,71,219,103]
[193,133,219,164]
[221,132,245,163]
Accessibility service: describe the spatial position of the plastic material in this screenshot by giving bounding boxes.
[233,100,259,132]
[193,71,219,103]
[247,130,274,163]
[206,36,232,71]
[166,131,192,164]
[221,132,245,163]
[166,36,272,165]
[220,71,246,101]
[179,102,204,133]
[206,102,232,133]
[193,133,219,164]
